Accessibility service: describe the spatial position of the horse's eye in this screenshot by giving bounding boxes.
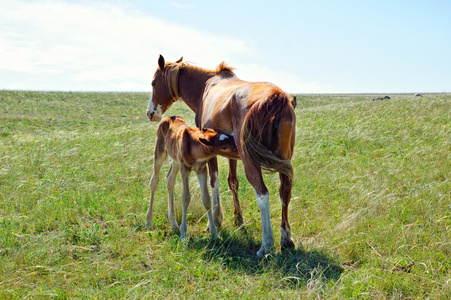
[151,80,155,87]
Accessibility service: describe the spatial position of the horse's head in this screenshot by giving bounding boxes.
[147,55,183,122]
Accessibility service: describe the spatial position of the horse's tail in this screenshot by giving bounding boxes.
[240,90,295,180]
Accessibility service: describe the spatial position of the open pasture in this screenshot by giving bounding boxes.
[0,91,450,298]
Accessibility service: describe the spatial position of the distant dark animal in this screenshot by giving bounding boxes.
[414,93,423,97]
[373,96,391,101]
[146,116,237,239]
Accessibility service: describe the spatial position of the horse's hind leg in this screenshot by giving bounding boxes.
[241,158,274,256]
[279,173,295,251]
[146,148,167,228]
[179,165,191,239]
[167,161,180,231]
[196,165,218,238]
[228,159,243,226]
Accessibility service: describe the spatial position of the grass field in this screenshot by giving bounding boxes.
[0,90,450,299]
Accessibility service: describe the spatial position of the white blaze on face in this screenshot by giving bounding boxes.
[147,95,163,121]
[147,96,155,112]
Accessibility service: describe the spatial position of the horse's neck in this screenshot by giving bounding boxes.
[178,68,215,113]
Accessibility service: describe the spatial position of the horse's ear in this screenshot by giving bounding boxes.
[176,57,183,63]
[158,55,165,69]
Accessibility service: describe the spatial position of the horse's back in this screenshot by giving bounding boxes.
[202,77,288,131]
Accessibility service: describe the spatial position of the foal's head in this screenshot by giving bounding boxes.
[147,55,183,122]
[199,128,237,155]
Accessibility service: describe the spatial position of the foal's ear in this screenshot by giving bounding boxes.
[199,128,217,146]
[176,57,183,63]
[158,55,165,69]
[199,137,213,147]
[201,128,216,134]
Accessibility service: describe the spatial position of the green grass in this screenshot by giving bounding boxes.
[0,91,450,299]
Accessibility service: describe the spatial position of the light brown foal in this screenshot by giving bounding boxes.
[146,116,237,239]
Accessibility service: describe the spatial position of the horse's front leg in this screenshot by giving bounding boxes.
[196,165,218,238]
[279,173,295,251]
[228,159,243,226]
[242,158,273,256]
[207,157,223,227]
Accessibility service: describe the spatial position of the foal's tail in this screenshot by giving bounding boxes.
[240,90,295,180]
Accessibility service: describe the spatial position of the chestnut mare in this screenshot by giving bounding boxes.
[147,55,296,256]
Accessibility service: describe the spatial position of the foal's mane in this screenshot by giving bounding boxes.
[162,61,235,100]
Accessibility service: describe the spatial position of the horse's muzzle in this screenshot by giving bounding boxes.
[146,110,154,121]
[146,110,161,122]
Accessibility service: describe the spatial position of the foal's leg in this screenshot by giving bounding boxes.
[279,173,295,251]
[179,165,191,239]
[241,158,273,256]
[228,159,243,226]
[207,157,223,227]
[167,161,180,231]
[196,165,218,238]
[146,149,167,228]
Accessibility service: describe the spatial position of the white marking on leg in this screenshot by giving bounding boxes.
[256,193,274,256]
[280,222,292,241]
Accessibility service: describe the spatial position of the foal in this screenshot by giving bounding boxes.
[146,116,237,239]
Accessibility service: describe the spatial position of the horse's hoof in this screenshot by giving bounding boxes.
[256,244,274,257]
[233,215,244,227]
[281,238,295,251]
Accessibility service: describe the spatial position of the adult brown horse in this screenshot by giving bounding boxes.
[146,55,296,256]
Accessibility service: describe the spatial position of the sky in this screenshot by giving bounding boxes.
[1,0,450,93]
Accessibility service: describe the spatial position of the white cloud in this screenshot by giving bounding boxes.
[0,0,252,90]
[0,0,327,92]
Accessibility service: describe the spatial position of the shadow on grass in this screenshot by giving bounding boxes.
[184,228,344,288]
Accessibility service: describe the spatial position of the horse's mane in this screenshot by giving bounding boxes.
[162,61,235,100]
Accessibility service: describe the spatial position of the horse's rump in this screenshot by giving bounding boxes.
[240,90,295,180]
